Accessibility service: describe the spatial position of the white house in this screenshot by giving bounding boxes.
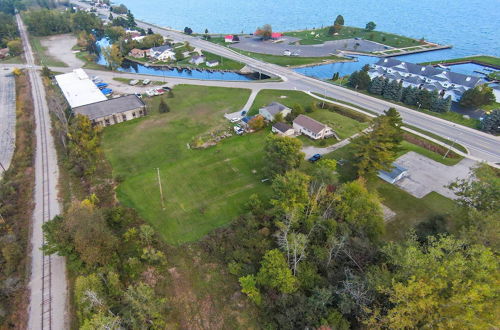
[149,45,175,61]
[293,114,335,140]
[378,163,408,184]
[258,102,291,121]
[189,55,205,65]
[368,58,487,102]
[272,122,295,136]
[206,60,219,67]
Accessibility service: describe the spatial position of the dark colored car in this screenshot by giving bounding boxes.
[308,154,322,163]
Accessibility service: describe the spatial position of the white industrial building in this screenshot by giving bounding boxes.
[55,69,107,108]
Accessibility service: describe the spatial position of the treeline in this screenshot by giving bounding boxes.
[348,66,452,113]
[40,74,170,328]
[22,9,102,36]
[0,71,36,328]
[0,12,20,51]
[202,109,499,328]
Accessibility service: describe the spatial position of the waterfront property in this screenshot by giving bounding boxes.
[189,55,206,65]
[206,60,219,67]
[149,45,176,61]
[368,58,487,102]
[258,102,291,121]
[293,114,335,140]
[128,48,149,58]
[73,94,146,127]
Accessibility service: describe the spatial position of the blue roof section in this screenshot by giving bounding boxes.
[241,115,254,123]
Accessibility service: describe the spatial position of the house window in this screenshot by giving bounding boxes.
[105,119,110,126]
[132,112,136,118]
[122,115,127,121]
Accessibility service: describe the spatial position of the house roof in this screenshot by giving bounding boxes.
[271,32,283,38]
[293,115,328,134]
[0,48,8,55]
[151,45,172,53]
[191,55,205,60]
[272,122,293,133]
[72,95,145,120]
[224,35,233,39]
[206,60,219,64]
[378,163,407,181]
[260,102,289,116]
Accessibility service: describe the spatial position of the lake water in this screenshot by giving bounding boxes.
[119,0,500,59]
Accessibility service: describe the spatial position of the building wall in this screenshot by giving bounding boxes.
[92,106,146,127]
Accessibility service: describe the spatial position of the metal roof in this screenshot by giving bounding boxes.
[72,95,145,120]
[55,69,107,108]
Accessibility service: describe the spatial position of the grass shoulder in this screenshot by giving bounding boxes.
[0,55,23,64]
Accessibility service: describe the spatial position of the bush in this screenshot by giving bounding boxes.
[318,102,370,123]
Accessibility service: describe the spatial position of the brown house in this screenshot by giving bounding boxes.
[128,48,149,58]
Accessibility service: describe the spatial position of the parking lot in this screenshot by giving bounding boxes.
[230,35,389,57]
[394,152,477,199]
[0,70,16,176]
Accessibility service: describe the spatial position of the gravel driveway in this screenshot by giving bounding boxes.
[394,152,477,199]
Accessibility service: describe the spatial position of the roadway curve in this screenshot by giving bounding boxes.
[16,14,69,330]
[74,0,499,164]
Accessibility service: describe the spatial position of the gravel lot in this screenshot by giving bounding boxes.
[41,33,83,67]
[0,70,16,176]
[230,35,389,57]
[394,152,477,199]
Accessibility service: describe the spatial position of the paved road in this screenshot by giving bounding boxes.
[16,14,69,330]
[0,70,16,177]
[73,0,499,164]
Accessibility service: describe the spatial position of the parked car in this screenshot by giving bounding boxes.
[101,88,113,96]
[95,82,108,89]
[145,89,156,97]
[134,93,143,99]
[129,79,139,86]
[142,79,151,85]
[308,154,322,163]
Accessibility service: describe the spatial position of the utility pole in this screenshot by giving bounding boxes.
[156,167,165,210]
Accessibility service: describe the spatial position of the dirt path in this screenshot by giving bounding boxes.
[41,34,84,68]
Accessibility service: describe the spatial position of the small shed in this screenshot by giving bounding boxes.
[378,164,408,184]
[206,60,219,67]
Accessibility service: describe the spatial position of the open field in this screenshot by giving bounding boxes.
[102,85,272,245]
[323,142,458,241]
[230,47,344,67]
[29,36,67,67]
[420,55,500,68]
[0,55,23,64]
[285,26,420,48]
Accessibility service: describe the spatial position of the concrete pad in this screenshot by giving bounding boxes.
[393,152,477,199]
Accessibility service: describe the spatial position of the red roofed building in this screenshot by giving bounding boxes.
[271,32,283,39]
[224,35,234,43]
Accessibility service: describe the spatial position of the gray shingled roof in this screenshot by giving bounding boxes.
[73,95,145,120]
[293,115,327,134]
[151,45,172,53]
[261,102,289,116]
[272,122,293,133]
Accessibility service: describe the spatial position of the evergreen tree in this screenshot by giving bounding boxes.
[158,98,169,113]
[382,79,401,101]
[348,70,371,90]
[460,84,495,107]
[402,86,417,106]
[481,109,500,134]
[416,89,432,109]
[368,76,385,95]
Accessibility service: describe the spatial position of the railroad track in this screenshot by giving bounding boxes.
[16,14,67,330]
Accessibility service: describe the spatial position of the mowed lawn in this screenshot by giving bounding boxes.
[102,85,272,245]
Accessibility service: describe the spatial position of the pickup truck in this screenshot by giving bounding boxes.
[308,154,322,163]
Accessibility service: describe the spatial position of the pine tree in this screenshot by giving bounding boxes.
[402,86,417,106]
[158,98,169,113]
[347,71,359,88]
[369,76,385,95]
[481,109,500,134]
[416,89,431,109]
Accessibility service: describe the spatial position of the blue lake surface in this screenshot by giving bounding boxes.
[119,0,500,59]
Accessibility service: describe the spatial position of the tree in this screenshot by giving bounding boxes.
[256,24,273,40]
[333,179,384,241]
[264,134,304,177]
[332,72,340,81]
[41,65,52,77]
[71,10,102,32]
[122,283,168,329]
[354,112,403,177]
[348,70,371,90]
[239,275,262,305]
[382,79,402,101]
[183,26,193,35]
[365,21,376,31]
[271,170,311,213]
[112,4,128,14]
[158,98,169,113]
[6,39,22,56]
[366,235,499,329]
[174,48,184,61]
[460,84,495,107]
[256,249,297,294]
[248,115,265,131]
[334,15,344,26]
[147,27,153,35]
[102,44,123,70]
[416,89,432,109]
[126,10,136,28]
[481,109,500,134]
[108,12,113,21]
[401,86,417,106]
[368,76,385,95]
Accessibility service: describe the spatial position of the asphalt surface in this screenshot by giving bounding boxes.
[0,70,16,176]
[16,14,69,330]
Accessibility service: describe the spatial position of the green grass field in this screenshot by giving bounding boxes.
[29,36,67,67]
[420,55,500,68]
[285,26,420,48]
[102,85,273,245]
[0,55,23,64]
